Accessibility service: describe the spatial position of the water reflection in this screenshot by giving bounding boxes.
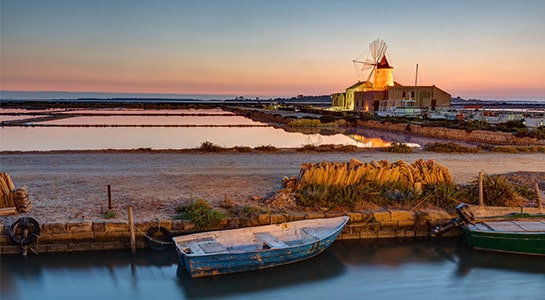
[1,107,403,151]
[176,250,345,299]
[0,126,364,151]
[37,115,260,126]
[2,239,544,300]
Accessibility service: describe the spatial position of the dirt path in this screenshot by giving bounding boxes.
[1,151,544,224]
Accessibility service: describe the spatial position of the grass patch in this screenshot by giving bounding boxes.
[424,142,481,153]
[104,210,117,219]
[486,146,545,153]
[228,205,264,218]
[296,144,359,152]
[175,199,226,231]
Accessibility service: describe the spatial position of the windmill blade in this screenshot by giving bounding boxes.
[366,65,375,82]
[369,40,378,62]
[364,57,375,65]
[361,63,374,71]
[354,38,389,82]
[377,43,388,62]
[369,39,388,63]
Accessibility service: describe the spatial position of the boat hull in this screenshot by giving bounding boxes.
[463,226,545,256]
[174,216,348,278]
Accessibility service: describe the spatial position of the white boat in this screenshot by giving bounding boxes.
[173,216,349,278]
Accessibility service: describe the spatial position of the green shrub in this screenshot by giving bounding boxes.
[379,181,415,206]
[420,183,466,207]
[319,115,338,124]
[175,199,226,231]
[254,145,279,152]
[465,174,519,206]
[232,146,253,152]
[482,175,518,206]
[494,120,526,132]
[386,142,413,153]
[198,141,223,152]
[424,142,481,153]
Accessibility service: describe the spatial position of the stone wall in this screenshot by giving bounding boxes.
[358,120,544,146]
[0,210,456,255]
[3,206,540,255]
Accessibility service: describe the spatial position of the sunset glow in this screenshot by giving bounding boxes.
[1,0,544,100]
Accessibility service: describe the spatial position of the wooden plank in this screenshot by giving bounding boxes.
[513,221,545,232]
[481,221,545,232]
[0,207,17,216]
[255,232,288,248]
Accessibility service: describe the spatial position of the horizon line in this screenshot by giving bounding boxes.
[0,90,543,102]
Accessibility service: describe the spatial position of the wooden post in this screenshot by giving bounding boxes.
[128,205,136,254]
[107,185,112,210]
[536,182,542,210]
[478,171,484,206]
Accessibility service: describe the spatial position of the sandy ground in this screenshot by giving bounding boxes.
[1,151,544,225]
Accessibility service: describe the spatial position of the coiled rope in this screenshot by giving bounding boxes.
[133,220,174,251]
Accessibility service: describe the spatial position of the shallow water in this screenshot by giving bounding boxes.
[2,238,544,300]
[0,108,406,151]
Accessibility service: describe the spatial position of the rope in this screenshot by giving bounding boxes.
[133,222,174,246]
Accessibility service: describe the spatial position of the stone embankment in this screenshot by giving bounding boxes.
[0,209,456,255]
[357,120,545,146]
[3,205,543,255]
[231,107,545,146]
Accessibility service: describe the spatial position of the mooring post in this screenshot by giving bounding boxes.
[128,205,136,254]
[108,185,112,210]
[478,171,484,206]
[535,182,542,210]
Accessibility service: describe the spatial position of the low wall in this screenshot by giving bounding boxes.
[358,120,544,146]
[0,209,455,255]
[3,206,541,255]
[234,108,544,146]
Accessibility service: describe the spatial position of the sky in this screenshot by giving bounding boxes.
[1,0,545,100]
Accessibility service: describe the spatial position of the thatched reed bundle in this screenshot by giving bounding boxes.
[0,172,32,213]
[297,158,452,189]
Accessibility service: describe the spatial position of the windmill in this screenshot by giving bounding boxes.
[353,39,389,83]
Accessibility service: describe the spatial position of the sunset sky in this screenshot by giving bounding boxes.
[1,0,544,100]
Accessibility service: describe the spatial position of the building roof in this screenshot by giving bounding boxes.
[346,81,372,90]
[387,84,451,96]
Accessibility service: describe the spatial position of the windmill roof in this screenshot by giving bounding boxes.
[377,56,392,69]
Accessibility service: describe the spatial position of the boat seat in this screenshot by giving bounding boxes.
[255,232,288,249]
[185,239,228,255]
[186,241,206,255]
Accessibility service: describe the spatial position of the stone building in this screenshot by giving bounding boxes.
[331,51,451,113]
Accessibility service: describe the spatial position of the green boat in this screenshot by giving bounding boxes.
[432,203,545,256]
[462,220,545,256]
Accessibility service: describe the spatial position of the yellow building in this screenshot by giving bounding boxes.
[331,47,451,113]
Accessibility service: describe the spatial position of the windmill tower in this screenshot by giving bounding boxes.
[353,39,394,91]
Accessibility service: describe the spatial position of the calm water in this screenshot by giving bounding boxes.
[2,238,544,300]
[0,108,382,150]
[0,108,448,151]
